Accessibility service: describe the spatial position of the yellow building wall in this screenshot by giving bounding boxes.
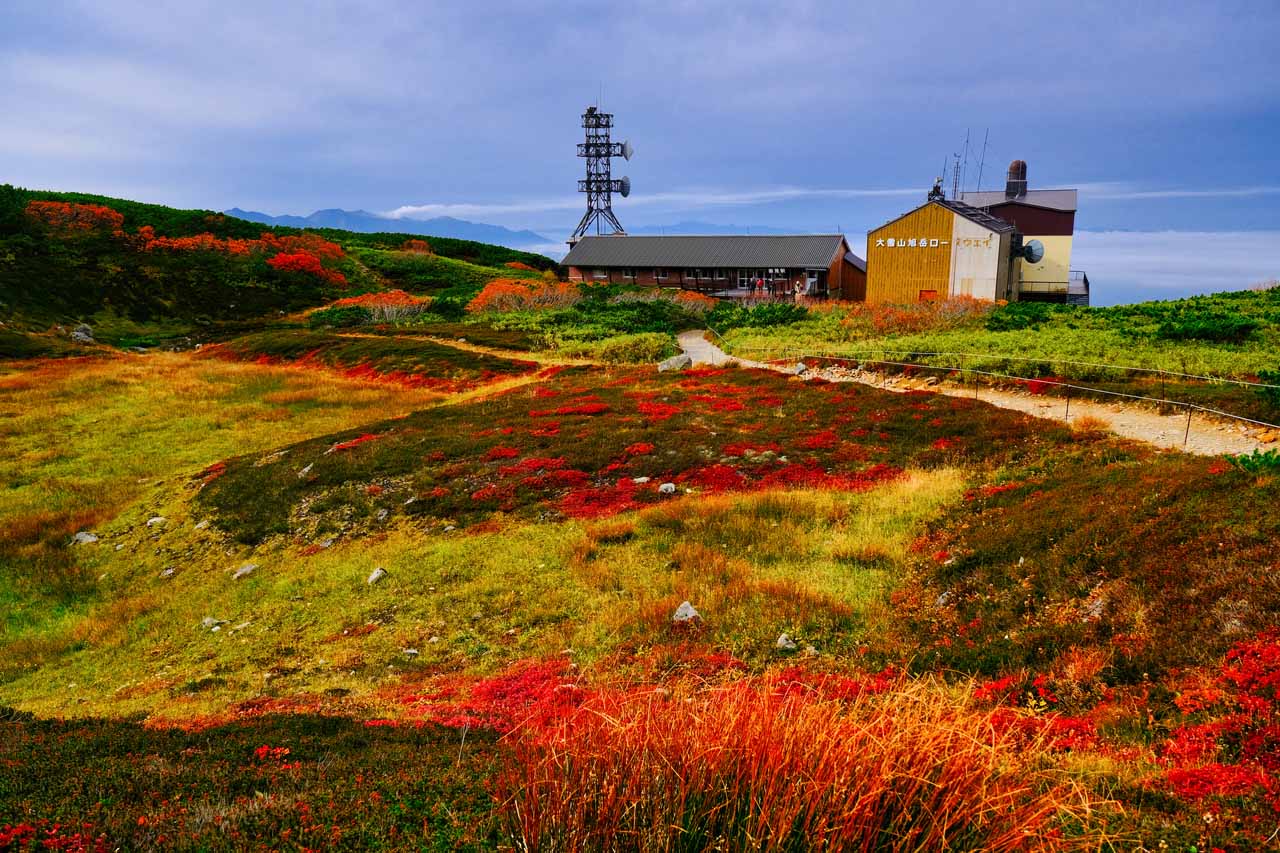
[865,204,954,304]
[1016,234,1073,293]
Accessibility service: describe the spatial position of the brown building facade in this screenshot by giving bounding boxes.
[562,235,867,300]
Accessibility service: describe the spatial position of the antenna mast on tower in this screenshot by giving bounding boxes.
[569,105,633,242]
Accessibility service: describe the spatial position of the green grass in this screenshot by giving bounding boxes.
[0,353,446,675]
[208,329,540,391]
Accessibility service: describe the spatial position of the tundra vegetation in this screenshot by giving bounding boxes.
[2,189,1279,851]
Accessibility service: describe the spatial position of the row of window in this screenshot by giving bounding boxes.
[588,268,798,282]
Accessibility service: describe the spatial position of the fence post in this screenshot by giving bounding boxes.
[1065,386,1071,422]
[1184,405,1193,448]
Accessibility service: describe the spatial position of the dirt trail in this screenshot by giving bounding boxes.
[678,331,1271,457]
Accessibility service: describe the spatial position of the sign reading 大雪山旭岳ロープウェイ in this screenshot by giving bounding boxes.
[874,235,994,249]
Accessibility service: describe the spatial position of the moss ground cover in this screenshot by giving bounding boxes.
[204,329,540,393]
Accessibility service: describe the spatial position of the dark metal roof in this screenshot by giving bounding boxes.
[933,199,1016,233]
[844,252,867,273]
[870,199,1015,236]
[958,189,1078,213]
[563,234,849,268]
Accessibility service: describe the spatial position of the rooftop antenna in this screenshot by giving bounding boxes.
[951,153,962,202]
[975,128,990,193]
[958,130,971,199]
[569,104,634,242]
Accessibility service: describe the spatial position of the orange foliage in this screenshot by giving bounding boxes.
[466,279,580,313]
[504,261,535,271]
[329,290,429,309]
[400,239,433,254]
[842,295,994,336]
[25,201,124,236]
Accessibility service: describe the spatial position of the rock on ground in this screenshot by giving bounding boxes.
[672,601,701,623]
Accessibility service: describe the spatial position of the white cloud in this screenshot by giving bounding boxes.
[1073,230,1280,302]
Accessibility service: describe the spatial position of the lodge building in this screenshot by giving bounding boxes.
[865,160,1089,305]
[562,234,867,301]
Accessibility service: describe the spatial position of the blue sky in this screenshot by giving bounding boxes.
[3,0,1278,303]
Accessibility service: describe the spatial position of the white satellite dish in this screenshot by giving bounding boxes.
[1022,239,1045,264]
[619,176,631,198]
[621,140,634,161]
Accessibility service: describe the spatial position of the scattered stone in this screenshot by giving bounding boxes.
[367,567,387,585]
[115,544,125,551]
[428,635,442,644]
[671,600,701,624]
[297,463,313,478]
[633,476,651,484]
[504,628,518,636]
[375,508,389,521]
[658,353,692,373]
[201,616,228,631]
[403,648,419,658]
[776,633,798,651]
[146,516,167,528]
[160,568,176,579]
[71,323,94,343]
[232,563,257,580]
[230,621,252,633]
[194,520,210,531]
[1081,596,1106,621]
[935,590,953,607]
[318,538,334,549]
[803,645,818,657]
[443,525,456,532]
[793,362,807,375]
[658,482,677,495]
[403,497,416,506]
[71,531,99,545]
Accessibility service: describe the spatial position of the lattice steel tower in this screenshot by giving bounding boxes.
[569,105,633,241]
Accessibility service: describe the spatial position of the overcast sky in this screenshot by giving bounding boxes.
[3,0,1278,303]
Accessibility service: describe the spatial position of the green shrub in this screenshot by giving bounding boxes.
[1155,311,1258,343]
[307,306,372,328]
[1256,369,1280,408]
[708,302,809,330]
[557,332,675,363]
[1226,448,1280,475]
[985,302,1059,332]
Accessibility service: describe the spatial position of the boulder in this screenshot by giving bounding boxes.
[146,516,167,528]
[672,601,701,624]
[658,354,692,373]
[232,563,257,580]
[367,567,387,585]
[201,616,228,631]
[71,324,94,343]
[776,633,798,651]
[160,568,176,579]
[633,476,651,484]
[658,482,677,495]
[793,362,807,375]
[194,520,210,531]
[71,531,99,545]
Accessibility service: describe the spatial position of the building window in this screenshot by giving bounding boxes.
[621,268,635,279]
[687,269,702,281]
[655,268,668,280]
[713,269,725,280]
[593,269,608,280]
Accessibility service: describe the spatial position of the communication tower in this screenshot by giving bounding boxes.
[569,105,633,241]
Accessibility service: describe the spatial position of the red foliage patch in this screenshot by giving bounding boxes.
[328,433,381,452]
[636,402,682,421]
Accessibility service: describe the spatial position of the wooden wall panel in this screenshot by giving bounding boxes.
[865,204,954,304]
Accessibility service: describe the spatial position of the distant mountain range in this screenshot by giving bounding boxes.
[224,208,552,250]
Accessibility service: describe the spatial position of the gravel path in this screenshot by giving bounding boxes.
[679,332,1273,457]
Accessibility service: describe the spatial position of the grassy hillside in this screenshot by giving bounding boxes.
[3,342,1280,847]
[0,185,556,347]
